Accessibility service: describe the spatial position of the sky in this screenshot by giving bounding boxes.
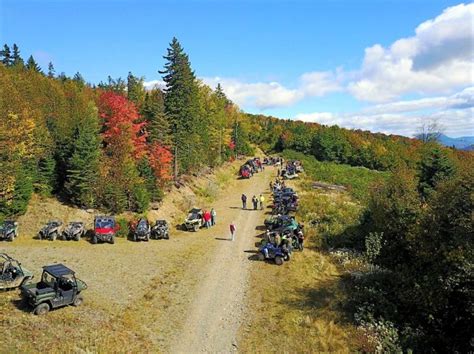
[1,0,473,137]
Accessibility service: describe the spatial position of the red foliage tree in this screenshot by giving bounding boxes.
[149,142,173,183]
[98,91,147,159]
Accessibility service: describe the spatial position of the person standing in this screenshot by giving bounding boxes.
[259,194,265,210]
[252,195,258,210]
[203,210,211,228]
[241,194,247,209]
[210,208,216,226]
[230,221,236,241]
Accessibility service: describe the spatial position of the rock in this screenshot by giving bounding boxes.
[150,202,161,210]
[86,209,95,213]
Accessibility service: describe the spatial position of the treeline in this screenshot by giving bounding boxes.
[0,39,254,218]
[246,113,425,170]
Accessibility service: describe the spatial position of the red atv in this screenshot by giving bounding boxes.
[92,216,119,244]
[240,166,251,179]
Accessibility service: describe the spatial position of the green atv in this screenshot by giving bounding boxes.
[0,253,33,290]
[21,264,87,315]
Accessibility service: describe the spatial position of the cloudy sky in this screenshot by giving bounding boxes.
[2,0,473,137]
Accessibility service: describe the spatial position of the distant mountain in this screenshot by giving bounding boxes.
[415,134,474,150]
[437,134,474,150]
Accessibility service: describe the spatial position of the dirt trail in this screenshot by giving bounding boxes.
[169,167,272,353]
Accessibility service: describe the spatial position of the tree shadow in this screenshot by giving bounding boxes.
[255,225,267,231]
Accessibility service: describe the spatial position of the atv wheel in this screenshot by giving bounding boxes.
[38,233,42,240]
[284,252,291,261]
[110,236,115,244]
[34,303,50,316]
[51,232,57,241]
[164,233,169,240]
[145,235,149,242]
[74,233,80,241]
[258,253,265,261]
[73,294,84,307]
[91,235,97,244]
[275,256,284,265]
[193,225,199,232]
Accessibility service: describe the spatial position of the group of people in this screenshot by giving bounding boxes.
[270,178,286,192]
[241,193,265,210]
[202,208,217,229]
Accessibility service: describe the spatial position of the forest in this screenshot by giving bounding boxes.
[1,39,472,351]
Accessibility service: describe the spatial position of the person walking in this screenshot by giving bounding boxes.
[230,221,236,241]
[259,194,265,210]
[252,195,258,210]
[210,208,216,226]
[241,194,247,209]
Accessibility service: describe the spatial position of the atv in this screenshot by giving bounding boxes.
[92,216,118,244]
[132,218,151,242]
[183,208,204,232]
[21,264,87,315]
[258,242,291,265]
[0,220,18,242]
[0,253,33,290]
[264,214,295,231]
[62,222,85,241]
[151,220,170,239]
[38,221,63,241]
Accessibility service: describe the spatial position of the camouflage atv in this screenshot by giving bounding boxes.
[183,208,204,232]
[0,220,18,242]
[38,220,63,241]
[0,253,33,290]
[62,222,85,241]
[21,264,87,315]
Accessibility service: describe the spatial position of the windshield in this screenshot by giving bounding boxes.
[41,272,56,287]
[95,218,114,228]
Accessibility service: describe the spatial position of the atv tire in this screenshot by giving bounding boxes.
[110,236,115,244]
[91,235,97,244]
[258,253,265,261]
[193,225,199,232]
[34,303,50,316]
[284,252,291,261]
[51,232,57,241]
[145,235,149,242]
[74,233,81,241]
[73,294,84,307]
[275,256,284,265]
[164,233,169,240]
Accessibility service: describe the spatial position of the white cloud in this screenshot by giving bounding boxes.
[143,80,166,90]
[348,3,474,102]
[294,87,474,137]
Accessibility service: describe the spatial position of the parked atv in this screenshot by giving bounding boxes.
[151,220,170,239]
[62,222,85,241]
[0,253,33,290]
[264,215,295,231]
[183,208,204,232]
[0,220,18,242]
[132,218,151,242]
[92,216,118,244]
[21,264,87,315]
[38,221,63,241]
[258,242,291,265]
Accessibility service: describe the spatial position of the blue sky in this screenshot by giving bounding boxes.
[1,0,473,137]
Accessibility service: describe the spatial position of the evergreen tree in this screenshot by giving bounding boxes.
[64,103,101,207]
[0,44,11,66]
[47,62,55,78]
[26,55,42,72]
[127,72,146,108]
[142,89,171,145]
[36,154,57,195]
[11,44,24,67]
[98,76,126,95]
[160,37,202,173]
[73,71,85,86]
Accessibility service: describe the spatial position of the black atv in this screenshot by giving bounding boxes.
[0,220,18,242]
[133,218,151,242]
[38,221,63,241]
[151,220,170,239]
[62,222,85,241]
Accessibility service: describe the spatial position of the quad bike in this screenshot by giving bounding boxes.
[258,242,291,265]
[93,216,118,244]
[183,208,204,232]
[151,220,170,239]
[264,215,295,231]
[62,222,85,241]
[0,253,33,290]
[38,221,63,241]
[0,220,18,242]
[133,218,151,242]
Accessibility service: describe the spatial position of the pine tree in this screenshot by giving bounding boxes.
[47,62,55,78]
[64,103,101,207]
[26,55,42,72]
[73,71,85,86]
[127,72,145,109]
[11,44,24,67]
[0,44,11,66]
[159,37,202,173]
[142,89,171,145]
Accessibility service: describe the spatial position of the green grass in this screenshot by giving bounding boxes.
[282,150,390,202]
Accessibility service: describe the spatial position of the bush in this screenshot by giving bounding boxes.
[115,217,129,238]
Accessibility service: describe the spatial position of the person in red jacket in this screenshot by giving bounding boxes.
[203,210,212,229]
[230,221,236,241]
